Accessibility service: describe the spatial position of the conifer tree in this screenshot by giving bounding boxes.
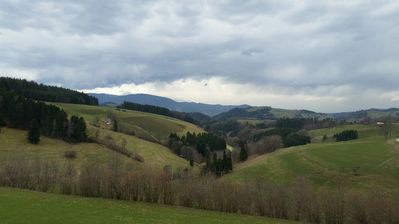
[239,141,248,161]
[28,119,40,144]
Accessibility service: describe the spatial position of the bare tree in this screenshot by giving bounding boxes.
[382,116,394,140]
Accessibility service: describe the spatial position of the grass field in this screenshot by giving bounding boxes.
[0,188,294,224]
[87,126,192,170]
[0,128,191,171]
[0,128,135,168]
[54,103,204,143]
[228,124,399,192]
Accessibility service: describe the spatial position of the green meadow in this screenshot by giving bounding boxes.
[0,188,294,224]
[229,124,399,192]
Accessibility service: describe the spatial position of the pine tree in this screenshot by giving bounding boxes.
[222,151,228,173]
[28,119,40,144]
[113,119,118,132]
[227,151,233,171]
[189,158,194,167]
[239,141,248,161]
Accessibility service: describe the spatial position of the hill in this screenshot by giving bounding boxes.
[0,188,293,224]
[54,103,204,144]
[228,124,399,192]
[331,108,399,121]
[0,77,98,105]
[90,93,247,116]
[0,127,191,171]
[213,106,328,121]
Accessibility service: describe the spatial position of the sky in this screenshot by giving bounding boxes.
[1,0,399,112]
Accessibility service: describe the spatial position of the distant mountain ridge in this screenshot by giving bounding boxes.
[89,93,248,116]
[90,93,399,120]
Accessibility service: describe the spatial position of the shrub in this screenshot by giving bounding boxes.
[64,150,77,159]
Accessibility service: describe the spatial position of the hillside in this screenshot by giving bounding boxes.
[0,128,191,171]
[0,77,98,105]
[228,124,399,192]
[331,108,399,121]
[0,188,293,224]
[214,106,328,121]
[54,103,204,143]
[90,93,247,116]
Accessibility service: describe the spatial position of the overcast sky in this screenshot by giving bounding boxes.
[1,0,399,112]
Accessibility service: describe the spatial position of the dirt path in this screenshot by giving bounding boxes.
[374,140,399,169]
[135,125,159,142]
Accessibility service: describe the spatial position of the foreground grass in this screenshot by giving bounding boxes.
[229,124,399,192]
[54,103,204,142]
[0,188,294,224]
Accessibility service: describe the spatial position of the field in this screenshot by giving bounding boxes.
[54,103,204,143]
[0,188,293,224]
[229,124,399,192]
[0,128,191,171]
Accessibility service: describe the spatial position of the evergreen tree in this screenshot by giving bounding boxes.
[222,151,228,173]
[239,141,248,161]
[189,158,194,167]
[28,119,40,144]
[113,119,118,132]
[0,114,5,127]
[227,151,233,171]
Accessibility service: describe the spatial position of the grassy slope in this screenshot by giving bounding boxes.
[0,128,191,171]
[0,128,135,169]
[0,188,293,224]
[87,126,191,170]
[54,103,204,142]
[228,124,399,192]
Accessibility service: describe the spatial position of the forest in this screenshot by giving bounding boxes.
[0,77,98,105]
[119,101,203,124]
[0,80,88,143]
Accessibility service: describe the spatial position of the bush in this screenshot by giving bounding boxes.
[64,150,77,159]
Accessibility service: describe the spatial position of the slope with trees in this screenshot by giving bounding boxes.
[0,89,87,143]
[0,77,98,105]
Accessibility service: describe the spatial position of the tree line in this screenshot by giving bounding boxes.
[1,153,398,224]
[0,77,98,105]
[334,130,359,142]
[0,89,87,143]
[169,132,232,175]
[169,132,227,157]
[118,101,204,125]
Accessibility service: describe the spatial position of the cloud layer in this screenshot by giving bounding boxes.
[1,0,399,112]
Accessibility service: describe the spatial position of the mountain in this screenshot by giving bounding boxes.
[213,106,328,120]
[89,93,248,116]
[330,108,399,121]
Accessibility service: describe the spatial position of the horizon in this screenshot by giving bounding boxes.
[1,1,399,112]
[87,91,399,114]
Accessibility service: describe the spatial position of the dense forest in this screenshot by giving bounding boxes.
[168,132,232,175]
[0,77,98,105]
[334,130,359,141]
[118,101,208,124]
[0,87,87,143]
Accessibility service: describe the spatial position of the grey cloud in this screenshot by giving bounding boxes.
[0,0,399,110]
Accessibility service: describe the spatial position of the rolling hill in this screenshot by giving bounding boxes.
[0,127,191,171]
[228,124,399,192]
[54,102,204,144]
[90,93,248,116]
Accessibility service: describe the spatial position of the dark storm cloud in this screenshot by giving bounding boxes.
[1,0,399,110]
